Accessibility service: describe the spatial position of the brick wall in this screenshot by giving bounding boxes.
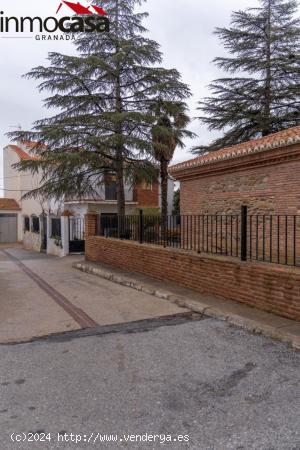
[133,181,159,208]
[85,214,97,238]
[179,144,300,215]
[175,145,300,266]
[85,235,300,322]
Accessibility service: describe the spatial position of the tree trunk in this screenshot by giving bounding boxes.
[116,156,125,217]
[114,0,126,218]
[262,0,272,136]
[160,157,169,243]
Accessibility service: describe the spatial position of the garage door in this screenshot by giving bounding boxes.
[0,214,17,243]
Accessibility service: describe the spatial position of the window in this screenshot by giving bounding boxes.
[31,216,40,233]
[51,218,61,238]
[24,216,30,232]
[105,173,117,200]
[141,180,153,191]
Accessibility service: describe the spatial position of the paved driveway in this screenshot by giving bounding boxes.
[0,248,188,343]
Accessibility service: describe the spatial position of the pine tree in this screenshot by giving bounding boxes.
[195,0,300,153]
[8,0,190,216]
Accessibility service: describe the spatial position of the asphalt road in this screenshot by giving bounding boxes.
[0,316,299,450]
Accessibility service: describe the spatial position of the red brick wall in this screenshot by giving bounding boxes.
[86,236,300,322]
[85,214,97,238]
[133,181,159,208]
[179,144,300,215]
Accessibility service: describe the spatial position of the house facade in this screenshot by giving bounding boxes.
[170,126,300,216]
[65,176,174,217]
[1,142,174,248]
[1,142,59,247]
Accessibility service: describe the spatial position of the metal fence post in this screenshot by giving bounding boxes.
[139,209,144,244]
[117,215,121,239]
[241,205,248,261]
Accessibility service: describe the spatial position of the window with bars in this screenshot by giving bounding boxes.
[31,216,40,233]
[24,216,30,232]
[51,218,62,238]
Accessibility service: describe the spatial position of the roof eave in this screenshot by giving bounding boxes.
[170,131,300,175]
[171,142,300,181]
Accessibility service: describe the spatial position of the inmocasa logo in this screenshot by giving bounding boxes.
[56,1,107,16]
[0,1,109,41]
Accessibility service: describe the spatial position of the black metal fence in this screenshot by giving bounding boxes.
[98,207,300,267]
[69,217,85,241]
[69,217,85,253]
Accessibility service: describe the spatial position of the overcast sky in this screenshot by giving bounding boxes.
[0,0,261,195]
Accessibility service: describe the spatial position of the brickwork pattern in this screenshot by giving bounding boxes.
[179,144,300,216]
[85,236,300,322]
[85,214,97,238]
[133,182,159,208]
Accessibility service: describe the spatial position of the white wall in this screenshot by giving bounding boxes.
[23,230,41,252]
[3,145,43,216]
[64,203,89,217]
[3,144,61,240]
[167,178,175,214]
[46,216,69,257]
[65,202,138,216]
[0,149,3,198]
[3,146,21,202]
[66,173,134,203]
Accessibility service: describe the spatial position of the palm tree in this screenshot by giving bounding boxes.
[151,101,195,239]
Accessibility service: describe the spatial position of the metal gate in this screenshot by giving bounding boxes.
[0,214,17,243]
[41,214,47,251]
[69,217,85,253]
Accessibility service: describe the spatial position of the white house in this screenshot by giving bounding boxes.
[1,142,61,249]
[64,175,175,217]
[0,142,174,253]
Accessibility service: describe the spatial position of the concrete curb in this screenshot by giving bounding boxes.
[73,261,300,350]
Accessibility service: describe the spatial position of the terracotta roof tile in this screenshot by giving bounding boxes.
[8,144,40,161]
[0,198,21,210]
[170,126,300,173]
[21,140,47,150]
